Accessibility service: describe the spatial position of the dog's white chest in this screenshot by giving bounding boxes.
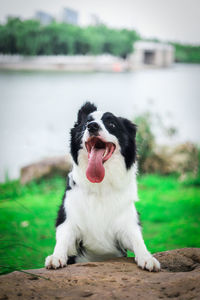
[65,187,131,258]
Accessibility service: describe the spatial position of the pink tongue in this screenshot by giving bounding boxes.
[86,147,105,183]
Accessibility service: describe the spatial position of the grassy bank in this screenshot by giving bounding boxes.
[0,174,200,275]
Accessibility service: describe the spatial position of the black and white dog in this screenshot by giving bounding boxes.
[45,102,160,271]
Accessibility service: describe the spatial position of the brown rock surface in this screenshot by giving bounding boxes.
[20,155,72,184]
[143,142,199,176]
[1,248,200,300]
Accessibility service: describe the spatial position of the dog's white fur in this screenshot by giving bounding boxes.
[45,111,160,271]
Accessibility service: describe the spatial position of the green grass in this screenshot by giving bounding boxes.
[135,175,200,253]
[0,174,200,275]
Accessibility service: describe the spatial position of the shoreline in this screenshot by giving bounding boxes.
[0,54,172,72]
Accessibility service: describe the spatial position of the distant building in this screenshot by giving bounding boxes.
[130,41,174,68]
[35,11,54,25]
[89,14,101,26]
[62,8,79,25]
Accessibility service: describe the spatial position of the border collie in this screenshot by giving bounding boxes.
[45,102,160,271]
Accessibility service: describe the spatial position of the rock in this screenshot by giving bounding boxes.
[20,155,72,184]
[0,248,200,300]
[142,142,199,176]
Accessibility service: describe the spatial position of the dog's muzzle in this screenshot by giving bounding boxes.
[87,122,100,136]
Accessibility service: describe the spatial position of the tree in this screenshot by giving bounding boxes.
[0,18,140,57]
[16,19,41,55]
[0,17,22,54]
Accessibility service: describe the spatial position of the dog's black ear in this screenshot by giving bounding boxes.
[76,102,97,125]
[120,118,137,168]
[121,118,137,138]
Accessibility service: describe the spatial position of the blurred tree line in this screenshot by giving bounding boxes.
[172,42,200,63]
[0,17,199,62]
[0,17,140,57]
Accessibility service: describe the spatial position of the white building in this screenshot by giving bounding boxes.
[35,11,54,25]
[62,8,79,25]
[129,41,174,69]
[89,14,102,26]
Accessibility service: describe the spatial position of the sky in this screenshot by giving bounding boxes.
[0,0,200,44]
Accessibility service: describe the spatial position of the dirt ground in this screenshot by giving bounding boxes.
[1,248,200,300]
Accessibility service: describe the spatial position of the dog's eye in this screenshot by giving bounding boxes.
[109,122,116,128]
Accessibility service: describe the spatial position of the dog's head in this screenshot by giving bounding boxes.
[70,102,137,183]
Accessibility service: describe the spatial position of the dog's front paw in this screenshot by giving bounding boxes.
[45,254,67,269]
[135,254,160,272]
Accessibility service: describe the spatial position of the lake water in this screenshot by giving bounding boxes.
[0,63,200,182]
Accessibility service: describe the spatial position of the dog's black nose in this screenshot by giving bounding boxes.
[87,122,100,134]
